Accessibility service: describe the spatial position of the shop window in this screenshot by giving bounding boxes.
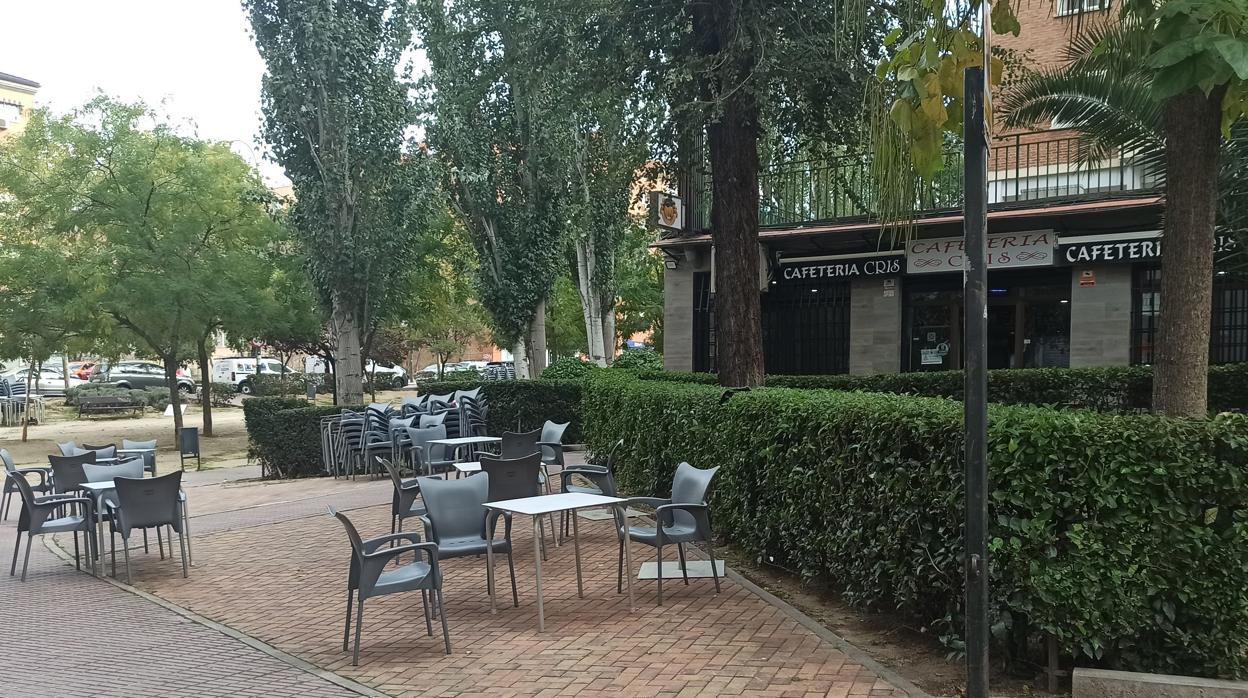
[762,279,850,374]
[1132,266,1248,364]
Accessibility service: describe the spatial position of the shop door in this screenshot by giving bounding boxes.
[987,306,1017,369]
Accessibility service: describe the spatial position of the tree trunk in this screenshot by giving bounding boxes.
[197,336,214,437]
[575,239,608,366]
[1152,88,1224,416]
[20,356,34,442]
[61,355,70,392]
[332,294,364,404]
[528,298,548,378]
[163,354,184,438]
[513,339,530,380]
[696,0,765,387]
[602,300,616,364]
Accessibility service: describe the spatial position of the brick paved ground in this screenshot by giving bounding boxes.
[120,472,907,698]
[0,500,358,697]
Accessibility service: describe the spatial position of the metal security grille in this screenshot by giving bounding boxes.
[1132,265,1248,364]
[762,279,851,374]
[692,272,716,373]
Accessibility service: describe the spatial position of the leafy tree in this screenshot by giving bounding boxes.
[881,0,1248,415]
[415,0,576,378]
[546,275,590,360]
[245,0,437,403]
[611,0,883,386]
[614,223,665,351]
[0,98,281,436]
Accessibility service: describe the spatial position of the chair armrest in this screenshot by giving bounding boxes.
[562,465,608,475]
[536,441,564,449]
[654,502,710,529]
[9,467,51,487]
[622,496,670,509]
[361,531,422,553]
[398,479,421,491]
[34,493,91,506]
[362,540,439,562]
[419,515,436,540]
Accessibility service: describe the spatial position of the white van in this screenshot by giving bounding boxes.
[212,357,294,394]
[303,356,407,388]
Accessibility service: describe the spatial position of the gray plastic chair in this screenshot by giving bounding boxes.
[417,474,518,609]
[559,438,624,539]
[110,471,187,583]
[621,462,721,605]
[49,452,96,495]
[56,441,79,456]
[2,448,51,521]
[81,443,117,460]
[404,426,455,475]
[121,439,158,475]
[480,452,554,560]
[500,428,541,459]
[419,411,448,428]
[330,507,448,665]
[379,457,425,534]
[8,468,95,580]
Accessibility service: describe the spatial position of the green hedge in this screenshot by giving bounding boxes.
[242,396,363,478]
[582,372,1248,678]
[637,364,1248,412]
[420,379,584,442]
[65,384,172,412]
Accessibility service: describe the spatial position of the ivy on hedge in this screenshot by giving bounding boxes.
[638,363,1248,412]
[582,371,1248,678]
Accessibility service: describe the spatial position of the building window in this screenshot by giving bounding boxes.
[1131,266,1248,364]
[1057,0,1107,16]
[762,279,851,374]
[692,272,715,373]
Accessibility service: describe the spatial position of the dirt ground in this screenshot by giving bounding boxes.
[720,548,1050,698]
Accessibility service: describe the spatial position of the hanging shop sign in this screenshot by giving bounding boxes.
[778,252,903,282]
[906,230,1055,274]
[1059,231,1237,264]
[648,191,685,231]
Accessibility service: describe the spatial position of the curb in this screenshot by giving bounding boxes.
[724,566,936,698]
[44,537,390,698]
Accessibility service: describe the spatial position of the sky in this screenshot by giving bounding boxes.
[1,1,286,183]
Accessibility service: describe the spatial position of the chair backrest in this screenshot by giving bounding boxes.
[419,411,448,428]
[1,448,16,474]
[122,439,157,450]
[539,421,569,461]
[417,474,487,542]
[0,379,9,397]
[49,454,94,494]
[400,395,424,408]
[9,380,25,396]
[114,471,183,533]
[480,452,543,503]
[600,438,625,473]
[669,462,720,529]
[329,506,366,557]
[57,441,79,456]
[429,393,454,405]
[82,443,117,459]
[379,457,405,493]
[501,428,541,459]
[389,416,415,433]
[83,459,146,483]
[404,425,449,465]
[453,387,481,403]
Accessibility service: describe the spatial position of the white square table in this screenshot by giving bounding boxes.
[484,492,633,631]
[452,461,481,476]
[429,436,501,466]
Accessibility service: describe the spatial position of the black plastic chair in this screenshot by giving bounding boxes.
[331,507,448,665]
[81,443,117,460]
[1,448,51,521]
[8,469,95,581]
[480,452,553,559]
[404,425,455,475]
[417,473,518,610]
[620,462,721,605]
[559,438,624,539]
[379,457,425,534]
[110,471,188,583]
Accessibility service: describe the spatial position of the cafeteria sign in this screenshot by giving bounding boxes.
[779,252,903,282]
[907,230,1055,274]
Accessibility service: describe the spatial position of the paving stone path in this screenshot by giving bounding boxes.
[5,461,913,697]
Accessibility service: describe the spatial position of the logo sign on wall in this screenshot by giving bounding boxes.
[648,191,685,231]
[907,230,1055,274]
[778,252,903,282]
[1059,231,1237,264]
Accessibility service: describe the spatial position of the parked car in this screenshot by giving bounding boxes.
[364,360,407,389]
[0,367,86,395]
[68,361,97,380]
[212,356,298,394]
[92,360,196,393]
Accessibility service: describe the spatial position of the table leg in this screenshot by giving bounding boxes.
[533,515,545,631]
[571,508,583,598]
[618,504,634,612]
[95,495,105,577]
[485,523,497,614]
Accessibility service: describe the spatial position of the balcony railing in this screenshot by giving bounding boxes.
[686,132,1163,232]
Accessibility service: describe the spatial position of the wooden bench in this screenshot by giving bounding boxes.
[77,395,144,418]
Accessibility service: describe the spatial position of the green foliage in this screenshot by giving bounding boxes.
[420,379,584,442]
[64,384,171,412]
[582,372,1248,677]
[207,382,238,408]
[243,397,363,478]
[542,357,599,380]
[248,373,310,397]
[610,348,663,373]
[638,364,1248,412]
[545,276,589,359]
[614,223,665,351]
